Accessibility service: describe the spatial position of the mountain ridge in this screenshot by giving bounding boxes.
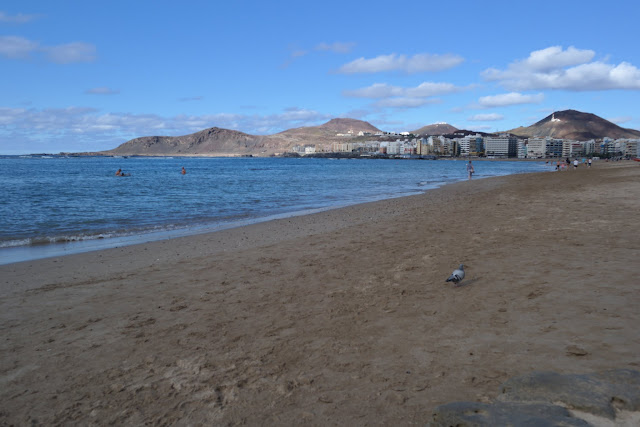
[508,109,640,140]
[412,123,459,135]
[95,111,639,156]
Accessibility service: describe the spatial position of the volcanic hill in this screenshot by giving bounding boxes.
[103,118,381,156]
[508,110,640,140]
[412,123,458,136]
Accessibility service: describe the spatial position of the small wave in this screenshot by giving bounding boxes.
[0,238,33,248]
[0,233,117,248]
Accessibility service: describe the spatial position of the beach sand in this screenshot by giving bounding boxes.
[1,161,639,425]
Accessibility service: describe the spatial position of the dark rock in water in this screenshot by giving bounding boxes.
[430,369,640,426]
[431,401,590,426]
[499,370,640,420]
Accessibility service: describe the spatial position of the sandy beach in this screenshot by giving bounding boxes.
[1,161,639,425]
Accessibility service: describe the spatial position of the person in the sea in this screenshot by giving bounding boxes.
[466,160,475,180]
[181,167,186,175]
[115,168,122,176]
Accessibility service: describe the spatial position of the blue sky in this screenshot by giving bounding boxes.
[1,0,639,154]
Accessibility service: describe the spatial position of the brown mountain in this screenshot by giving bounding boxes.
[508,110,640,140]
[105,127,267,156]
[263,118,381,149]
[102,118,381,156]
[412,123,458,135]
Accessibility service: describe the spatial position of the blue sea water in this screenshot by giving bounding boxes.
[0,156,550,264]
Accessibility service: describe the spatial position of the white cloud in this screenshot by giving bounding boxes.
[373,97,440,108]
[343,83,403,98]
[478,92,544,108]
[0,35,38,59]
[607,116,632,124]
[468,113,504,121]
[468,124,493,131]
[44,42,96,63]
[0,106,336,153]
[315,42,356,54]
[344,82,465,99]
[0,11,38,23]
[338,53,464,74]
[0,36,97,63]
[406,82,465,97]
[85,87,120,95]
[482,45,640,91]
[518,46,595,72]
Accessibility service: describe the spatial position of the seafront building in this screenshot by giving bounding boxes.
[484,135,518,158]
[293,130,640,159]
[527,138,547,158]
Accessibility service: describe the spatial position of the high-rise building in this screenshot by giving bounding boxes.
[484,136,517,158]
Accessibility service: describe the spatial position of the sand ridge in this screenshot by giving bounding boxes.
[1,161,639,425]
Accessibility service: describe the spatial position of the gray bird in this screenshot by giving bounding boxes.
[446,264,465,284]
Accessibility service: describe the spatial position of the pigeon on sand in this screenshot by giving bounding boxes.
[446,264,465,284]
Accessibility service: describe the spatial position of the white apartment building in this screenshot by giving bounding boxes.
[458,134,484,156]
[484,136,517,158]
[527,138,547,158]
[582,140,596,156]
[387,140,404,155]
[562,141,584,158]
[517,139,527,158]
[621,139,640,157]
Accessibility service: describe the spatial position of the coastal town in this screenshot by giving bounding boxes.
[292,128,640,160]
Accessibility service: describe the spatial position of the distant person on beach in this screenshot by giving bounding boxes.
[573,159,579,169]
[467,160,475,179]
[588,158,592,168]
[115,168,122,176]
[181,167,186,175]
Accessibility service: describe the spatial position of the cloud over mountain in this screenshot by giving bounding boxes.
[468,113,504,121]
[344,82,464,99]
[478,92,545,108]
[482,45,640,91]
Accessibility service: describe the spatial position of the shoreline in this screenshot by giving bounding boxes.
[1,161,638,425]
[0,160,550,266]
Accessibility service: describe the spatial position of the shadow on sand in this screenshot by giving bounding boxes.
[454,276,481,288]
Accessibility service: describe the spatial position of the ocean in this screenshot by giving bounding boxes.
[0,156,550,264]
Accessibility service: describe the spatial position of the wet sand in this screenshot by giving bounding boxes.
[1,161,639,425]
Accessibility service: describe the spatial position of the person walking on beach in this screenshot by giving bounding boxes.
[573,159,579,169]
[588,158,592,168]
[467,160,475,180]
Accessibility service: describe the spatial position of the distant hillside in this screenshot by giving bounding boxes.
[508,110,640,140]
[317,118,380,133]
[102,118,381,156]
[412,123,458,135]
[94,111,639,157]
[105,127,267,156]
